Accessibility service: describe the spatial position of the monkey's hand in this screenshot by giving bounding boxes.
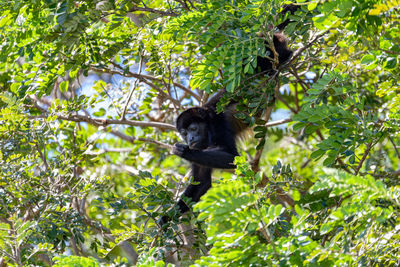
[172,143,189,157]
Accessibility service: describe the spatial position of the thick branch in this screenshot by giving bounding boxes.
[28,113,176,131]
[84,148,135,155]
[174,0,191,11]
[252,80,280,171]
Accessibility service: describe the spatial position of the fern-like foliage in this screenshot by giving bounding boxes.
[164,0,282,93]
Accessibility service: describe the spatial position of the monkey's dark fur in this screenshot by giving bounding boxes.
[256,32,293,74]
[257,4,299,74]
[160,5,299,226]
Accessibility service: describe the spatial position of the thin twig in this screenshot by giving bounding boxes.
[388,136,400,159]
[35,142,49,170]
[122,56,144,119]
[276,94,297,114]
[129,5,177,17]
[264,118,292,128]
[81,214,138,263]
[294,83,299,111]
[91,66,200,102]
[289,67,309,95]
[110,130,173,150]
[174,0,190,11]
[108,62,182,108]
[289,29,330,64]
[360,169,400,178]
[252,79,281,171]
[355,141,373,175]
[258,222,280,260]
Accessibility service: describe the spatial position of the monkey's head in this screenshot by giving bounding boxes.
[176,107,210,150]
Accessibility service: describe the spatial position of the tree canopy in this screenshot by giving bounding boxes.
[0,0,399,266]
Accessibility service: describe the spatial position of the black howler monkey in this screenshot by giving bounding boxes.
[172,93,246,215]
[160,4,299,226]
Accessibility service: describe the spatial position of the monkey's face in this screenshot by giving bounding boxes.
[179,122,208,150]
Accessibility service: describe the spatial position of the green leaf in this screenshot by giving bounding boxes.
[305,125,319,134]
[384,57,397,69]
[93,108,106,117]
[59,81,69,93]
[254,126,266,133]
[10,83,21,95]
[310,149,326,159]
[274,204,284,217]
[308,2,318,11]
[292,190,301,201]
[360,54,376,65]
[255,172,262,184]
[69,67,79,79]
[320,223,333,235]
[349,154,355,164]
[293,122,306,131]
[226,80,236,92]
[0,14,11,27]
[323,156,336,166]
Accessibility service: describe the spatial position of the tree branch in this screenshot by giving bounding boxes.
[129,5,178,17]
[122,56,144,119]
[107,62,183,108]
[28,113,176,131]
[174,0,191,11]
[92,66,199,102]
[289,68,309,96]
[289,29,330,64]
[110,130,173,150]
[276,94,297,114]
[355,141,373,175]
[81,215,138,263]
[388,136,400,159]
[84,148,136,155]
[264,118,292,128]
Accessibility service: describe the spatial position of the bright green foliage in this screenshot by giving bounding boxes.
[194,160,400,266]
[0,0,399,266]
[308,170,400,265]
[53,256,100,267]
[194,157,284,266]
[136,248,174,267]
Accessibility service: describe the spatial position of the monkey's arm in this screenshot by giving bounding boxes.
[173,143,237,169]
[184,148,237,169]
